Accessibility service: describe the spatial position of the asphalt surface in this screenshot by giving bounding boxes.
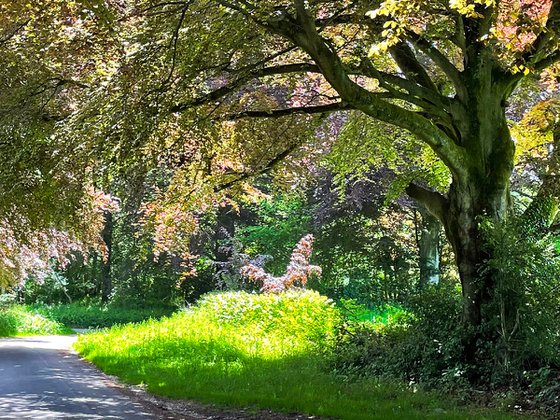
[0,335,156,419]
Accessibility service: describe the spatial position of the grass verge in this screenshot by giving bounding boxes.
[30,302,176,328]
[0,305,73,336]
[75,291,515,419]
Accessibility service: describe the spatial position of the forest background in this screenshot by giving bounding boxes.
[1,1,560,416]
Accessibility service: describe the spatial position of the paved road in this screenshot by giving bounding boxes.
[0,335,157,419]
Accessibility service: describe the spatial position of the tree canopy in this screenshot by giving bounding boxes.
[1,0,560,365]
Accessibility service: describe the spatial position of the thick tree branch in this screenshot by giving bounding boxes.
[520,102,560,234]
[214,143,299,192]
[173,58,458,123]
[524,0,560,70]
[405,32,467,100]
[160,2,191,89]
[358,62,456,112]
[390,42,439,93]
[537,126,560,199]
[406,183,449,225]
[534,50,560,72]
[264,1,468,179]
[170,63,319,112]
[0,20,30,45]
[225,102,352,120]
[315,13,361,28]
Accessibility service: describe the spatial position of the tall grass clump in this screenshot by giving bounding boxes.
[75,290,512,419]
[76,290,339,368]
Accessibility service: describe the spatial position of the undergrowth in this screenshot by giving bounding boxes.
[0,305,73,336]
[0,302,175,336]
[31,303,175,328]
[75,290,513,419]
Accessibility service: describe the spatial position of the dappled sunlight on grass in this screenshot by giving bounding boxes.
[75,291,514,419]
[30,303,175,328]
[0,306,73,337]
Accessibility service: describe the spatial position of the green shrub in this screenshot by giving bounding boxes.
[330,284,466,391]
[0,292,17,309]
[196,290,340,349]
[21,271,74,305]
[481,220,560,373]
[0,310,17,336]
[331,247,560,415]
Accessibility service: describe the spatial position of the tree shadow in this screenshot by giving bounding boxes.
[0,337,154,419]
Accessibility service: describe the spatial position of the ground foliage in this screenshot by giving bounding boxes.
[75,290,514,419]
[0,305,72,337]
[330,228,560,416]
[30,303,175,329]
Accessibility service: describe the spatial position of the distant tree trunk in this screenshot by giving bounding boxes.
[214,204,236,263]
[100,210,113,303]
[90,252,99,295]
[417,208,440,288]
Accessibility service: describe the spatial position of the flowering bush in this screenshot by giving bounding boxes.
[240,234,321,293]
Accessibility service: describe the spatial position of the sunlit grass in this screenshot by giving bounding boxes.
[0,305,73,336]
[0,302,173,336]
[30,302,175,328]
[346,303,410,326]
[75,291,515,419]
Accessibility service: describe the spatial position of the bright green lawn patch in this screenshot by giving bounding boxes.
[75,291,514,420]
[31,303,176,328]
[0,305,73,336]
[348,304,410,325]
[338,299,414,333]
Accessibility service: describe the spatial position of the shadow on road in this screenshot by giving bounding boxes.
[0,336,155,419]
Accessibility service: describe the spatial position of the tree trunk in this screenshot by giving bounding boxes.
[417,208,440,288]
[441,75,516,369]
[445,181,488,327]
[214,204,235,263]
[405,68,517,367]
[442,175,511,371]
[443,58,515,323]
[100,210,113,303]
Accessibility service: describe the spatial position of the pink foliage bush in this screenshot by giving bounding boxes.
[240,234,322,293]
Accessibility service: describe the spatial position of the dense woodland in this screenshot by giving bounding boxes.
[1,0,560,417]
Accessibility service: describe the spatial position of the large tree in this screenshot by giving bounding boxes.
[44,0,560,360]
[95,0,560,326]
